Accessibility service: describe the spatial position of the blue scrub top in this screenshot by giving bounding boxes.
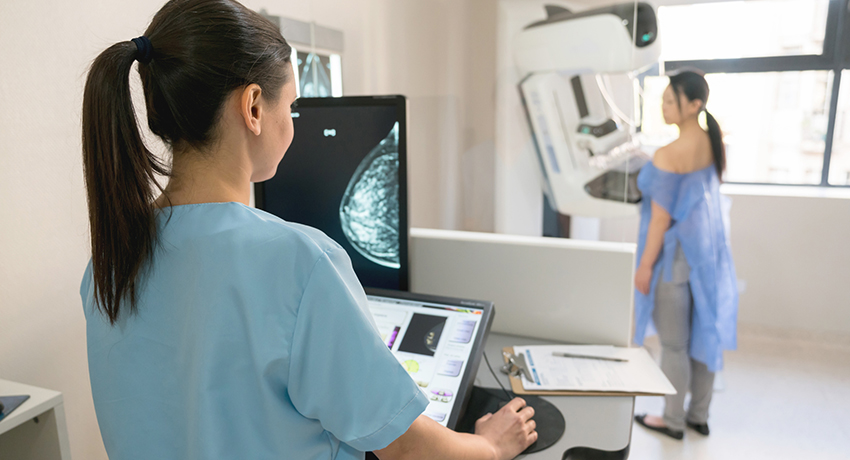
[635,163,739,372]
[81,202,428,460]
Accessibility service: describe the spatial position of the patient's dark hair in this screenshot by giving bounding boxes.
[82,0,291,324]
[669,70,725,180]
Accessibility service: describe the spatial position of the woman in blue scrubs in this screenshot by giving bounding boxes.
[80,1,536,459]
[631,70,739,440]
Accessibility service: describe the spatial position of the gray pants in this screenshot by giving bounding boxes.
[653,246,715,431]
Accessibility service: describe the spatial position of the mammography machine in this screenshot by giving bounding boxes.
[515,3,661,217]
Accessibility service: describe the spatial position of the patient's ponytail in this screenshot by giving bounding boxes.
[82,41,167,325]
[704,110,725,179]
[669,69,725,180]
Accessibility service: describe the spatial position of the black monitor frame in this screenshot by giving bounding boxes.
[365,287,496,431]
[254,95,409,291]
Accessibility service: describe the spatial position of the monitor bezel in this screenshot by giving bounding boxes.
[254,95,409,291]
[364,287,496,430]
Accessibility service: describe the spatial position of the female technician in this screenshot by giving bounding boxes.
[80,1,536,458]
[631,70,738,440]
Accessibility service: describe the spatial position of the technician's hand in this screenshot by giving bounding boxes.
[634,264,652,295]
[474,397,537,460]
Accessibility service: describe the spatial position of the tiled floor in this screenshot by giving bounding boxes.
[628,333,850,460]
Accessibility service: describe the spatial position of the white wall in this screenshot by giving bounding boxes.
[0,1,495,458]
[722,188,850,339]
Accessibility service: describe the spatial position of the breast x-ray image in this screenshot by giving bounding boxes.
[255,97,408,290]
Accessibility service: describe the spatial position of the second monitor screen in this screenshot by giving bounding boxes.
[257,99,407,290]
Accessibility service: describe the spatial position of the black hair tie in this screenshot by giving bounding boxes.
[131,36,153,64]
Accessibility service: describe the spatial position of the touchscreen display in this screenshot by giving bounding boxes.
[367,294,484,426]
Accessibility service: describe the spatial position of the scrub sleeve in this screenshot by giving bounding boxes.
[288,246,430,452]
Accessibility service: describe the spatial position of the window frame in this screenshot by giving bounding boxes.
[661,0,850,187]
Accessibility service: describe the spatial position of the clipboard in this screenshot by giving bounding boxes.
[501,347,674,397]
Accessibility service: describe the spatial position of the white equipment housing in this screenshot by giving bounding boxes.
[410,228,635,346]
[515,3,661,218]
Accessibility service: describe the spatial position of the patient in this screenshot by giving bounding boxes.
[632,70,739,440]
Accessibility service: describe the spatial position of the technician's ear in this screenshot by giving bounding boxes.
[240,84,264,136]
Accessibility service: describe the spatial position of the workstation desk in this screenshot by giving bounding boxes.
[475,333,634,460]
[0,378,72,460]
[412,229,638,459]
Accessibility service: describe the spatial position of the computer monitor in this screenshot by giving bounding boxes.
[364,288,495,430]
[255,96,409,291]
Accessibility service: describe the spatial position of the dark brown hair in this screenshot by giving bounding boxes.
[669,69,726,179]
[82,0,291,324]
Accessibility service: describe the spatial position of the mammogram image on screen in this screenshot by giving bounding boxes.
[398,313,446,357]
[340,122,400,269]
[258,103,402,290]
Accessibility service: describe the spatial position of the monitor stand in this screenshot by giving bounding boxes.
[456,386,565,454]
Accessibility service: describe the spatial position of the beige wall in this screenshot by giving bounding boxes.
[494,0,549,235]
[370,0,497,232]
[0,0,495,458]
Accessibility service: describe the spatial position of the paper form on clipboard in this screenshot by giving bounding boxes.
[513,345,675,395]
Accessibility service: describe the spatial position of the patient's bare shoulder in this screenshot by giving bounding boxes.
[652,142,684,172]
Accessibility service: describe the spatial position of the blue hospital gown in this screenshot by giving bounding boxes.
[634,163,739,372]
[81,202,428,460]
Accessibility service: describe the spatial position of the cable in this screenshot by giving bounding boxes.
[482,351,514,401]
[596,74,639,128]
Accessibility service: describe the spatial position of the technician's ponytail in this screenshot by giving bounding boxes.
[82,41,167,325]
[82,0,292,325]
[704,110,725,180]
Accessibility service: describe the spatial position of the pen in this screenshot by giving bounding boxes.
[552,352,629,362]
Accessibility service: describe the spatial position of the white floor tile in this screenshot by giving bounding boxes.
[629,333,850,460]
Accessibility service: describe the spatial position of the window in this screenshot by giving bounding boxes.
[646,0,850,187]
[828,70,850,184]
[659,1,829,61]
[643,71,832,184]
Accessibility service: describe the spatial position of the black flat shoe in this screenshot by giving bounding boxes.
[686,420,710,436]
[634,414,684,440]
